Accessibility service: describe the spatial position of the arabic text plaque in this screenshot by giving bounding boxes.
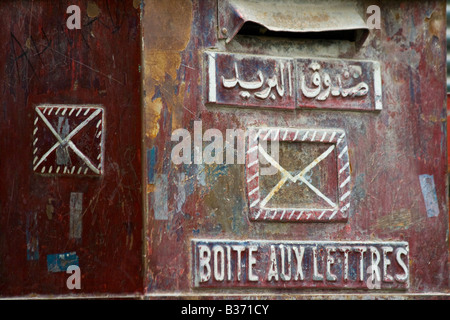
[204,51,382,111]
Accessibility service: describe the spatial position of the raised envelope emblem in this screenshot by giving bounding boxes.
[32,104,104,176]
[246,127,351,222]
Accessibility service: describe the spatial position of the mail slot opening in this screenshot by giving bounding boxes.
[237,21,366,43]
[219,0,370,46]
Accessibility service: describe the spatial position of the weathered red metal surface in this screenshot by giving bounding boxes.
[0,0,143,295]
[143,0,449,296]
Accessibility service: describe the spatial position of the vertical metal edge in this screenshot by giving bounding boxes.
[139,0,148,296]
[191,239,199,288]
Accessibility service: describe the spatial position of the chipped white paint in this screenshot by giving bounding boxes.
[247,172,259,183]
[339,162,350,174]
[340,176,351,188]
[208,52,217,103]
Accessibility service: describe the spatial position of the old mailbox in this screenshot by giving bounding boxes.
[0,0,448,298]
[142,0,448,296]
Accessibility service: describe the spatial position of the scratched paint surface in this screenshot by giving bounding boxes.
[143,0,448,295]
[0,1,142,295]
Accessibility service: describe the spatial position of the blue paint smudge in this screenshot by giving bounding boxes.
[419,174,440,218]
[147,147,157,184]
[151,86,161,101]
[47,252,79,273]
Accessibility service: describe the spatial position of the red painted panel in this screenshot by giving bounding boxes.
[0,1,143,295]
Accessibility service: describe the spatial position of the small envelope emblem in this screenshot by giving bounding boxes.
[32,105,104,176]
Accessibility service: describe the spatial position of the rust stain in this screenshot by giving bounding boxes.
[143,0,193,139]
[423,5,445,70]
[46,199,55,220]
[420,114,446,123]
[147,184,156,193]
[145,96,163,139]
[425,9,444,39]
[144,0,193,52]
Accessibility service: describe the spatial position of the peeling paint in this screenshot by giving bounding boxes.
[419,174,440,218]
[153,174,169,220]
[69,192,83,239]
